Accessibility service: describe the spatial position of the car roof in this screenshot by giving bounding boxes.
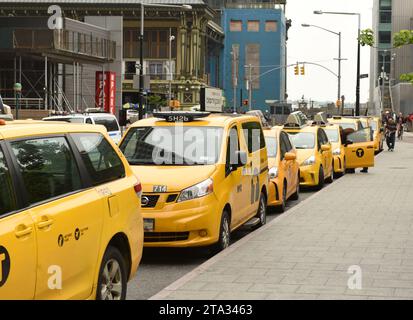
[284,125,319,133]
[0,120,107,140]
[129,114,261,128]
[328,116,358,123]
[43,113,116,119]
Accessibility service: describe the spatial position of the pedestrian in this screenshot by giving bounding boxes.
[385,117,397,151]
[397,112,405,140]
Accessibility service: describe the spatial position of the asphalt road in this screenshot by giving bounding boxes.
[127,189,316,300]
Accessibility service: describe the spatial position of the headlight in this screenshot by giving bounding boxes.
[333,148,341,156]
[301,156,316,166]
[177,178,213,202]
[269,167,279,179]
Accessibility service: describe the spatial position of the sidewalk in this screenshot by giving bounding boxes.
[151,136,413,300]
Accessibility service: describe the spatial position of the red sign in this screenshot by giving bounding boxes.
[96,71,116,114]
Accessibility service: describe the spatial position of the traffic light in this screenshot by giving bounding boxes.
[294,64,299,75]
[300,65,305,76]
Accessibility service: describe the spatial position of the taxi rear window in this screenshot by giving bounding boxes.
[93,117,120,132]
[0,148,17,216]
[44,117,85,124]
[325,129,339,143]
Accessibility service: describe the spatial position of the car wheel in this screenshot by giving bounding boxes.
[316,166,325,190]
[326,162,334,183]
[214,211,231,253]
[255,192,267,228]
[276,183,287,213]
[96,246,128,300]
[290,174,300,201]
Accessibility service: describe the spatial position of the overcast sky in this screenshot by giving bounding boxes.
[286,0,373,104]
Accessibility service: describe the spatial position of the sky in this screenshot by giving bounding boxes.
[286,0,374,104]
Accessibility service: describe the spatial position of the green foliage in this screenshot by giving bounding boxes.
[394,30,413,48]
[147,94,166,108]
[359,29,375,47]
[400,73,413,84]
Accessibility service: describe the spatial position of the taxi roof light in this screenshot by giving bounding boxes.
[153,111,211,123]
[312,112,328,127]
[284,111,308,129]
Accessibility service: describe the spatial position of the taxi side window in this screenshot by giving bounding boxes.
[10,137,82,205]
[226,126,240,176]
[279,133,288,160]
[71,133,125,186]
[85,118,93,124]
[281,132,293,152]
[0,147,17,216]
[347,128,371,143]
[242,122,265,153]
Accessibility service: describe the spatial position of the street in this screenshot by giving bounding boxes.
[127,191,315,300]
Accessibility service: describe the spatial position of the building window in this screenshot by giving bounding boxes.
[265,20,278,32]
[379,11,392,24]
[379,0,392,10]
[247,21,260,32]
[230,20,242,32]
[379,31,391,44]
[245,44,260,89]
[377,51,391,74]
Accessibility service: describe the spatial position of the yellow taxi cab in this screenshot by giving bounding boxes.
[365,116,384,154]
[119,112,268,251]
[328,116,375,172]
[283,112,334,190]
[0,119,143,300]
[263,126,300,212]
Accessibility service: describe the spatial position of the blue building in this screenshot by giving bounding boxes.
[220,4,287,112]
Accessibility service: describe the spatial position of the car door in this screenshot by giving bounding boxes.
[320,129,333,175]
[225,125,249,227]
[0,144,37,300]
[278,133,290,195]
[344,128,375,169]
[241,121,266,217]
[9,135,105,300]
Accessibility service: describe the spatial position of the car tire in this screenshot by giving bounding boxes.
[255,192,267,228]
[275,183,287,213]
[214,211,231,253]
[290,174,300,201]
[326,162,334,183]
[96,246,128,300]
[316,166,325,190]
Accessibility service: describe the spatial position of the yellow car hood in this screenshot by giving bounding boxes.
[296,149,315,165]
[131,165,217,193]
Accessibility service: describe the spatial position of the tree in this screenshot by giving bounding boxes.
[359,29,413,84]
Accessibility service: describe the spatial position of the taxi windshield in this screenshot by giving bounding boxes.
[265,137,277,158]
[288,132,315,149]
[120,126,224,166]
[335,122,356,131]
[325,129,339,143]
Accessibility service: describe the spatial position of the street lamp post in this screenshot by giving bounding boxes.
[314,10,361,116]
[301,23,344,110]
[137,3,192,120]
[168,28,175,109]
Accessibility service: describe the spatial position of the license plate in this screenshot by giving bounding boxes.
[144,219,154,232]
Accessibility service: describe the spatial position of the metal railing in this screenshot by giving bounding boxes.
[3,98,44,110]
[13,29,116,61]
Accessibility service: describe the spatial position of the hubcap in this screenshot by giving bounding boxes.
[222,217,230,249]
[100,259,123,300]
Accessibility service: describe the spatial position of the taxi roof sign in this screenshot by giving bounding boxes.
[153,111,211,122]
[312,112,328,126]
[284,111,308,129]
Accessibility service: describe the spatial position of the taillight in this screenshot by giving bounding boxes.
[134,182,142,198]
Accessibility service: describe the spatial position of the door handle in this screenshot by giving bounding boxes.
[37,217,54,230]
[15,225,33,238]
[367,146,374,149]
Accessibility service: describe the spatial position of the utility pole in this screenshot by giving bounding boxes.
[231,50,238,113]
[248,64,252,111]
[138,2,144,120]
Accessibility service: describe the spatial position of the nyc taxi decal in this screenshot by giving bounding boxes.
[58,227,89,247]
[356,148,365,158]
[0,246,10,287]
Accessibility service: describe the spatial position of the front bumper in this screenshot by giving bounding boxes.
[299,165,318,187]
[142,195,220,247]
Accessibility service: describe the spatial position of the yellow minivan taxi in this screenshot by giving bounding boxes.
[283,112,334,190]
[264,127,300,212]
[0,120,143,300]
[323,124,346,177]
[328,116,375,171]
[119,112,268,251]
[367,116,384,153]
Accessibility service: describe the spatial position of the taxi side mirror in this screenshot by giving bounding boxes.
[284,152,296,161]
[321,144,331,152]
[231,151,247,170]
